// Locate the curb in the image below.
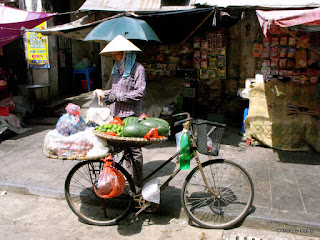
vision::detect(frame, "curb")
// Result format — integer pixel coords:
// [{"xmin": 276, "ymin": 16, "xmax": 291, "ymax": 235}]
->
[{"xmin": 0, "ymin": 182, "xmax": 65, "ymax": 199}]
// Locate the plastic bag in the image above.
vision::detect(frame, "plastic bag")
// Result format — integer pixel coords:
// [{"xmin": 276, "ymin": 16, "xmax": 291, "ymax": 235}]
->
[
  {"xmin": 56, "ymin": 103, "xmax": 86, "ymax": 136},
  {"xmin": 144, "ymin": 128, "xmax": 161, "ymax": 139},
  {"xmin": 142, "ymin": 178, "xmax": 160, "ymax": 204},
  {"xmin": 94, "ymin": 156, "xmax": 126, "ymax": 199},
  {"xmin": 65, "ymin": 103, "xmax": 80, "ymax": 115},
  {"xmin": 108, "ymin": 117, "xmax": 123, "ymax": 125},
  {"xmin": 175, "ymin": 130, "xmax": 183, "ymax": 160},
  {"xmin": 44, "ymin": 128, "xmax": 109, "ymax": 157}
]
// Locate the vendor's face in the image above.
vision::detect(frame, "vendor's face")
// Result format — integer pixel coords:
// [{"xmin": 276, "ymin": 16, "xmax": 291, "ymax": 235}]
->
[{"xmin": 111, "ymin": 51, "xmax": 124, "ymax": 63}]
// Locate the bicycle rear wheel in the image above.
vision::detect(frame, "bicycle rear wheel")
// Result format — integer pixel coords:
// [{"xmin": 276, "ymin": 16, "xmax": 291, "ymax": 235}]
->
[
  {"xmin": 65, "ymin": 160, "xmax": 135, "ymax": 226},
  {"xmin": 181, "ymin": 159, "xmax": 254, "ymax": 229}
]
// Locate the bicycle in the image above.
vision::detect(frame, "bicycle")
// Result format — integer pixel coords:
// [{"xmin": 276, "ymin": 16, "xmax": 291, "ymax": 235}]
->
[{"xmin": 64, "ymin": 113, "xmax": 254, "ymax": 229}]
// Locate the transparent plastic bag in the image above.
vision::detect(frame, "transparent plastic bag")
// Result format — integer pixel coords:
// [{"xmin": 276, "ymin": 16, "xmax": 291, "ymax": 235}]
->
[
  {"xmin": 43, "ymin": 128, "xmax": 109, "ymax": 157},
  {"xmin": 56, "ymin": 113, "xmax": 86, "ymax": 136},
  {"xmin": 56, "ymin": 103, "xmax": 86, "ymax": 136}
]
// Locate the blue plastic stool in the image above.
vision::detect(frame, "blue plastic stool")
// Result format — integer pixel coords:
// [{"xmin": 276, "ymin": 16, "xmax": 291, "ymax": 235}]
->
[
  {"xmin": 73, "ymin": 67, "xmax": 96, "ymax": 92},
  {"xmin": 241, "ymin": 108, "xmax": 249, "ymax": 134}
]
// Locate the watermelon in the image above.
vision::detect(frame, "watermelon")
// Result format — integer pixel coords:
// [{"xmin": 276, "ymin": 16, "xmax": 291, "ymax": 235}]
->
[
  {"xmin": 122, "ymin": 123, "xmax": 151, "ymax": 138},
  {"xmin": 140, "ymin": 118, "xmax": 170, "ymax": 136},
  {"xmin": 122, "ymin": 116, "xmax": 139, "ymax": 126},
  {"xmin": 149, "ymin": 117, "xmax": 170, "ymax": 126}
]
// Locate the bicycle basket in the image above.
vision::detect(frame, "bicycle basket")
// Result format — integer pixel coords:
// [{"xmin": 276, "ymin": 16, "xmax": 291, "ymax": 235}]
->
[{"xmin": 192, "ymin": 119, "xmax": 225, "ymax": 156}]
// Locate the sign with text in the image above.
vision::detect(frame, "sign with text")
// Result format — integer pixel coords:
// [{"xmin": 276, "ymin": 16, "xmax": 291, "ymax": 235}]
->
[{"xmin": 27, "ymin": 22, "xmax": 49, "ymax": 69}]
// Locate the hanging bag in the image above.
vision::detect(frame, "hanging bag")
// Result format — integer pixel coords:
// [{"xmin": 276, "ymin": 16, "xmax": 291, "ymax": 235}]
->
[{"xmin": 94, "ymin": 156, "xmax": 126, "ymax": 199}]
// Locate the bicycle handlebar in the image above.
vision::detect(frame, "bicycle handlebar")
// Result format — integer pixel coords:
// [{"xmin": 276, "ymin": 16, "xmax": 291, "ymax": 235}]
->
[
  {"xmin": 172, "ymin": 112, "xmax": 193, "ymax": 126},
  {"xmin": 173, "ymin": 112, "xmax": 227, "ymax": 128}
]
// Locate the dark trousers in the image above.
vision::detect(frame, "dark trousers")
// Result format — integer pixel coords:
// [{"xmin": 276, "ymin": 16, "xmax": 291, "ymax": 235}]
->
[{"xmin": 124, "ymin": 146, "xmax": 143, "ymax": 187}]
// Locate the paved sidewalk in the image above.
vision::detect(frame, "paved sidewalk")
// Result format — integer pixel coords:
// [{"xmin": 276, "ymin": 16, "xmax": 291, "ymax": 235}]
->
[{"xmin": 1, "ymin": 92, "xmax": 320, "ymax": 234}]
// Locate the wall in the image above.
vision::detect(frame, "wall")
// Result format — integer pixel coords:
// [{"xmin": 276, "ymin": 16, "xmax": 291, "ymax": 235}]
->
[
  {"xmin": 19, "ymin": 0, "xmax": 60, "ymax": 101},
  {"xmin": 223, "ymin": 8, "xmax": 261, "ymax": 125},
  {"xmin": 70, "ymin": 0, "xmax": 105, "ymax": 91}
]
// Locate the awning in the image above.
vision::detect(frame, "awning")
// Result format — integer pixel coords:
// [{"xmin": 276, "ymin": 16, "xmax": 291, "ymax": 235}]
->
[
  {"xmin": 26, "ymin": 14, "xmax": 113, "ymax": 40},
  {"xmin": 256, "ymin": 8, "xmax": 320, "ymax": 36},
  {"xmin": 193, "ymin": 0, "xmax": 320, "ymax": 8},
  {"xmin": 28, "ymin": 8, "xmax": 239, "ymax": 43},
  {"xmin": 0, "ymin": 5, "xmax": 56, "ymax": 47},
  {"xmin": 79, "ymin": 0, "xmax": 194, "ymax": 12}
]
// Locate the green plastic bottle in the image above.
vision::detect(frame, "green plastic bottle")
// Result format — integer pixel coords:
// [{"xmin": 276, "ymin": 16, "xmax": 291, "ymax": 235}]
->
[{"xmin": 180, "ymin": 128, "xmax": 191, "ymax": 169}]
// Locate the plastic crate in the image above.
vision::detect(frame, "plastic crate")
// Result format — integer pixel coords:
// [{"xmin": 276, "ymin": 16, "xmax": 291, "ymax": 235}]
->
[{"xmin": 193, "ymin": 119, "xmax": 226, "ymax": 156}]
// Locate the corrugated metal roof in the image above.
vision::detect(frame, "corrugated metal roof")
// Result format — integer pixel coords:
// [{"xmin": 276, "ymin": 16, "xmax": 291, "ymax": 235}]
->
[
  {"xmin": 193, "ymin": 0, "xmax": 320, "ymax": 8},
  {"xmin": 79, "ymin": 0, "xmax": 194, "ymax": 12}
]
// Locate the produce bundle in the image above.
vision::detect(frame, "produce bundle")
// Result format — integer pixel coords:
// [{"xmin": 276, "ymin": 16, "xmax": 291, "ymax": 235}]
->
[
  {"xmin": 46, "ymin": 139, "xmax": 94, "ymax": 157},
  {"xmin": 56, "ymin": 103, "xmax": 86, "ymax": 136},
  {"xmin": 95, "ymin": 114, "xmax": 170, "ymax": 139},
  {"xmin": 95, "ymin": 124, "xmax": 124, "ymax": 136},
  {"xmin": 44, "ymin": 128, "xmax": 109, "ymax": 158}
]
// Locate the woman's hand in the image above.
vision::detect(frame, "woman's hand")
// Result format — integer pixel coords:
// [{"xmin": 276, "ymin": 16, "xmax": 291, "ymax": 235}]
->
[{"xmin": 103, "ymin": 94, "xmax": 117, "ymax": 105}]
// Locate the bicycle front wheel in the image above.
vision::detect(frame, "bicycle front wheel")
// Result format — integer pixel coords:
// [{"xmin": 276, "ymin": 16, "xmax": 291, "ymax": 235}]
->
[
  {"xmin": 181, "ymin": 159, "xmax": 254, "ymax": 229},
  {"xmin": 65, "ymin": 160, "xmax": 135, "ymax": 226}
]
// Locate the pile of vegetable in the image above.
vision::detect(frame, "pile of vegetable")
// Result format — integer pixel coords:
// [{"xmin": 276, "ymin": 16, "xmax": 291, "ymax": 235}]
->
[
  {"xmin": 95, "ymin": 114, "xmax": 170, "ymax": 139},
  {"xmin": 95, "ymin": 124, "xmax": 124, "ymax": 136}
]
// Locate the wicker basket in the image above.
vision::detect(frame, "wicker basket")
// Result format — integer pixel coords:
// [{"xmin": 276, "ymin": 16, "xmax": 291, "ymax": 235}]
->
[
  {"xmin": 192, "ymin": 119, "xmax": 226, "ymax": 156},
  {"xmin": 93, "ymin": 130, "xmax": 167, "ymax": 147}
]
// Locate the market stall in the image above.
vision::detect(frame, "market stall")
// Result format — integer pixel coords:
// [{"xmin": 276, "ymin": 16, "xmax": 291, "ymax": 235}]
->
[{"xmin": 244, "ymin": 8, "xmax": 320, "ymax": 152}]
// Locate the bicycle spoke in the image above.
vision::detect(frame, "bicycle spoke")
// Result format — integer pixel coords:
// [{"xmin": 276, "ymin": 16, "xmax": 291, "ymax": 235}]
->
[
  {"xmin": 182, "ymin": 160, "xmax": 254, "ymax": 229},
  {"xmin": 65, "ymin": 160, "xmax": 135, "ymax": 226}
]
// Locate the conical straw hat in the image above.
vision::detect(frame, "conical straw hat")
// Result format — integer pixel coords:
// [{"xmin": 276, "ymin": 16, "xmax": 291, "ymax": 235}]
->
[{"xmin": 99, "ymin": 35, "xmax": 141, "ymax": 55}]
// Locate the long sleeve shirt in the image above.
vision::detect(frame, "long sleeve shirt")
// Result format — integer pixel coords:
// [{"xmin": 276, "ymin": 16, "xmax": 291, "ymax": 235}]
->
[{"xmin": 104, "ymin": 62, "xmax": 146, "ymax": 118}]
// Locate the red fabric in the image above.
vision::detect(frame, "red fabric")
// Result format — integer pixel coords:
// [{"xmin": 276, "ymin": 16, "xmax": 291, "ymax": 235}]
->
[
  {"xmin": 0, "ymin": 6, "xmax": 56, "ymax": 47},
  {"xmin": 256, "ymin": 8, "xmax": 320, "ymax": 37}
]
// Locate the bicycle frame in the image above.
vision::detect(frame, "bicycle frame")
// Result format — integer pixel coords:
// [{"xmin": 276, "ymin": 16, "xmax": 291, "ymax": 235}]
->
[{"xmin": 117, "ymin": 137, "xmax": 218, "ymax": 198}]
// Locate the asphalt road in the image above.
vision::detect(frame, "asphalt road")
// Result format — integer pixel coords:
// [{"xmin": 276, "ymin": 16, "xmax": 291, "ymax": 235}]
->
[{"xmin": 0, "ymin": 191, "xmax": 318, "ymax": 240}]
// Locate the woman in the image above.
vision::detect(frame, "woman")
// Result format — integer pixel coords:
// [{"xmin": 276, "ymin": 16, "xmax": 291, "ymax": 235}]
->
[{"xmin": 101, "ymin": 35, "xmax": 146, "ymax": 188}]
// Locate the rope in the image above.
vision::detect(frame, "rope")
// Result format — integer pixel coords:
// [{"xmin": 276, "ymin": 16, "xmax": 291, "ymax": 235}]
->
[{"xmin": 178, "ymin": 8, "xmax": 215, "ymax": 47}]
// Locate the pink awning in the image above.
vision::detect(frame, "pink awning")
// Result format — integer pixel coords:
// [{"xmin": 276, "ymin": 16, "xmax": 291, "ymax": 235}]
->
[
  {"xmin": 256, "ymin": 8, "xmax": 320, "ymax": 37},
  {"xmin": 0, "ymin": 6, "xmax": 56, "ymax": 47}
]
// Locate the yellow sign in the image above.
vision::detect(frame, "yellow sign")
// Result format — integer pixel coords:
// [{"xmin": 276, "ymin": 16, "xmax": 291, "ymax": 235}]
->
[{"xmin": 26, "ymin": 22, "xmax": 49, "ymax": 69}]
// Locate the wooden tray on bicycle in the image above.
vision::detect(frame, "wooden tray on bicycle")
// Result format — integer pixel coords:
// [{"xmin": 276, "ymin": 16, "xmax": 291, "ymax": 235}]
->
[
  {"xmin": 43, "ymin": 148, "xmax": 108, "ymax": 161},
  {"xmin": 93, "ymin": 130, "xmax": 167, "ymax": 147}
]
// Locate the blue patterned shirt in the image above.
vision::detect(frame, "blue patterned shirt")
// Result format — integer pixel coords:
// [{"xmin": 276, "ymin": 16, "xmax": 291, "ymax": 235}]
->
[{"xmin": 104, "ymin": 62, "xmax": 146, "ymax": 118}]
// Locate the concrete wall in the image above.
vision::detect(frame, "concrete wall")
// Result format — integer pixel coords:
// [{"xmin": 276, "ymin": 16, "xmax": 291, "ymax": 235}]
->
[
  {"xmin": 70, "ymin": 0, "xmax": 106, "ymax": 90},
  {"xmin": 227, "ymin": 9, "xmax": 260, "ymax": 87},
  {"xmin": 21, "ymin": 0, "xmax": 59, "ymax": 101},
  {"xmin": 219, "ymin": 8, "xmax": 261, "ymax": 125}
]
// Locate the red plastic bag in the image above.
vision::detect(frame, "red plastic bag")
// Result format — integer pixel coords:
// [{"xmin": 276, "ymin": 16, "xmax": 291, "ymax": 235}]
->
[
  {"xmin": 94, "ymin": 156, "xmax": 126, "ymax": 199},
  {"xmin": 138, "ymin": 113, "xmax": 149, "ymax": 121},
  {"xmin": 104, "ymin": 132, "xmax": 118, "ymax": 137},
  {"xmin": 144, "ymin": 128, "xmax": 163, "ymax": 139},
  {"xmin": 65, "ymin": 103, "xmax": 80, "ymax": 116},
  {"xmin": 109, "ymin": 117, "xmax": 123, "ymax": 126}
]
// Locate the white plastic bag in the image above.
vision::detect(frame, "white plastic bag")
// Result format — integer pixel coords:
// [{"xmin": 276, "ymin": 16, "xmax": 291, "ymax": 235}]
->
[
  {"xmin": 175, "ymin": 130, "xmax": 183, "ymax": 152},
  {"xmin": 142, "ymin": 178, "xmax": 160, "ymax": 204}
]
